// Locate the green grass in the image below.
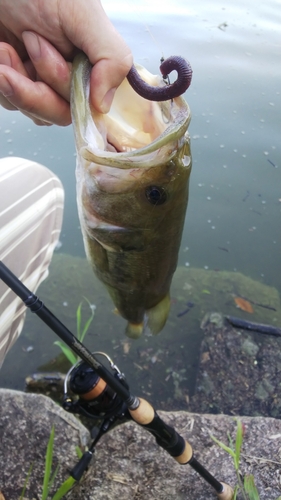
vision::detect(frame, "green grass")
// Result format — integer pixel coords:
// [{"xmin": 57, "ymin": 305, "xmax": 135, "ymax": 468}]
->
[
  {"xmin": 42, "ymin": 426, "xmax": 59, "ymax": 500},
  {"xmin": 211, "ymin": 419, "xmax": 281, "ymax": 500},
  {"xmin": 19, "ymin": 463, "xmax": 33, "ymax": 500},
  {"xmin": 21, "ymin": 426, "xmax": 78, "ymax": 500},
  {"xmin": 54, "ymin": 297, "xmax": 95, "ymax": 365}
]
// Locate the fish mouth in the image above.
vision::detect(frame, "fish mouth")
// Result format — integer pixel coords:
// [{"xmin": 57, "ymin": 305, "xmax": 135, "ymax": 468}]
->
[
  {"xmin": 71, "ymin": 54, "xmax": 191, "ymax": 169},
  {"xmin": 96, "ymin": 76, "xmax": 182, "ymax": 154}
]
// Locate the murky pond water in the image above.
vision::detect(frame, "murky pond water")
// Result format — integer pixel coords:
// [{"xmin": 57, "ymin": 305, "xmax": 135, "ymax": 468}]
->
[{"xmin": 0, "ymin": 0, "xmax": 280, "ymax": 415}]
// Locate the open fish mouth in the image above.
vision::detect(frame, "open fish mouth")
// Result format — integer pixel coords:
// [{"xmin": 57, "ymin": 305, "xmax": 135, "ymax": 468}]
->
[{"xmin": 71, "ymin": 53, "xmax": 192, "ymax": 338}]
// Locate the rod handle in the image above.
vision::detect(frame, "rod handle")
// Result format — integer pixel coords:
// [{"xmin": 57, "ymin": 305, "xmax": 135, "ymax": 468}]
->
[
  {"xmin": 217, "ymin": 482, "xmax": 234, "ymax": 500},
  {"xmin": 174, "ymin": 441, "xmax": 193, "ymax": 464},
  {"xmin": 70, "ymin": 450, "xmax": 93, "ymax": 481},
  {"xmin": 128, "ymin": 397, "xmax": 154, "ymax": 424}
]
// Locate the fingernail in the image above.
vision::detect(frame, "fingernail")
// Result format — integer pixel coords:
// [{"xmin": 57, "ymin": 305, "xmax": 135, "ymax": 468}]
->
[
  {"xmin": 0, "ymin": 74, "xmax": 13, "ymax": 97},
  {"xmin": 0, "ymin": 48, "xmax": 12, "ymax": 67},
  {"xmin": 22, "ymin": 31, "xmax": 41, "ymax": 61},
  {"xmin": 100, "ymin": 87, "xmax": 116, "ymax": 114}
]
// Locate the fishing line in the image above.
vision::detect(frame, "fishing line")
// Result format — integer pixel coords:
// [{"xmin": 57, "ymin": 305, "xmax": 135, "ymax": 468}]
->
[
  {"xmin": 143, "ymin": 22, "xmax": 165, "ymax": 61},
  {"xmin": 137, "ymin": 7, "xmax": 177, "ymax": 122}
]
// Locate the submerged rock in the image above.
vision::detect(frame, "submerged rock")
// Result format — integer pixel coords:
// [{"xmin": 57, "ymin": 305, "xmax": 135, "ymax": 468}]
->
[
  {"xmin": 241, "ymin": 338, "xmax": 259, "ymax": 357},
  {"xmin": 2, "ymin": 255, "xmax": 281, "ymax": 414},
  {"xmin": 191, "ymin": 313, "xmax": 281, "ymax": 418}
]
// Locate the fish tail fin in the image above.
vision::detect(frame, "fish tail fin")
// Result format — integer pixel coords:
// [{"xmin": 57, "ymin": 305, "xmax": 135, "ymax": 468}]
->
[
  {"xmin": 125, "ymin": 322, "xmax": 144, "ymax": 339},
  {"xmin": 125, "ymin": 294, "xmax": 170, "ymax": 338},
  {"xmin": 146, "ymin": 294, "xmax": 170, "ymax": 335}
]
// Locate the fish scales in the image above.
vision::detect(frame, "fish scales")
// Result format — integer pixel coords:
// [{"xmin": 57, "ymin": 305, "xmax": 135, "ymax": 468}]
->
[{"xmin": 71, "ymin": 53, "xmax": 192, "ymax": 338}]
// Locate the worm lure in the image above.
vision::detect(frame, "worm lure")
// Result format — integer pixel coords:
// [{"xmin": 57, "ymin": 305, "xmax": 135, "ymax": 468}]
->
[{"xmin": 127, "ymin": 56, "xmax": 193, "ymax": 101}]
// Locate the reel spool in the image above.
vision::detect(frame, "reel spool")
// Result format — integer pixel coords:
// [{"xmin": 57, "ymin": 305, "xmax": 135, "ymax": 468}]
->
[{"xmin": 63, "ymin": 352, "xmax": 129, "ymax": 420}]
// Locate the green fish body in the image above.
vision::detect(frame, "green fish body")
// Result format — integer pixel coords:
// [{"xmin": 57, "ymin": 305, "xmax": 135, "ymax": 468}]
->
[{"xmin": 71, "ymin": 53, "xmax": 192, "ymax": 338}]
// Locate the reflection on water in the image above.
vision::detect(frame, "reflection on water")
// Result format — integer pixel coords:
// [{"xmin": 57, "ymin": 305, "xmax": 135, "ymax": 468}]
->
[{"xmin": 0, "ymin": 0, "xmax": 280, "ymax": 414}]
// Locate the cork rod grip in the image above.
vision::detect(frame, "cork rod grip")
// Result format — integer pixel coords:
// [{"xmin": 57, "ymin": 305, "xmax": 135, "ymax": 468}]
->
[
  {"xmin": 217, "ymin": 482, "xmax": 234, "ymax": 500},
  {"xmin": 174, "ymin": 440, "xmax": 193, "ymax": 464},
  {"xmin": 128, "ymin": 397, "xmax": 155, "ymax": 424},
  {"xmin": 128, "ymin": 398, "xmax": 233, "ymax": 500}
]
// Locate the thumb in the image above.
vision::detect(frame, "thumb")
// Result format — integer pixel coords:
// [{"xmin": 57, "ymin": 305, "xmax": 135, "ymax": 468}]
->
[
  {"xmin": 90, "ymin": 44, "xmax": 133, "ymax": 114},
  {"xmin": 60, "ymin": 0, "xmax": 133, "ymax": 112}
]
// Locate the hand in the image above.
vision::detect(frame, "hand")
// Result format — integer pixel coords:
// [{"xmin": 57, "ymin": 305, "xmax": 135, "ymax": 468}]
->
[{"xmin": 0, "ymin": 0, "xmax": 132, "ymax": 125}]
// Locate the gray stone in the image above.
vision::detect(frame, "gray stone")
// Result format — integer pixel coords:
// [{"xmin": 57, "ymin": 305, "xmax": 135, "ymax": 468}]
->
[
  {"xmin": 0, "ymin": 389, "xmax": 89, "ymax": 500},
  {"xmin": 1, "ymin": 389, "xmax": 281, "ymax": 500}
]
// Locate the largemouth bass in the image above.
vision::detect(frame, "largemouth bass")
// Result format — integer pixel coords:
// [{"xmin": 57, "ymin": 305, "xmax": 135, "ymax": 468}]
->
[{"xmin": 71, "ymin": 53, "xmax": 192, "ymax": 338}]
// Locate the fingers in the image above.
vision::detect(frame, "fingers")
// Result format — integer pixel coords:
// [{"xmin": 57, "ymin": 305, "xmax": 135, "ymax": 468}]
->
[
  {"xmin": 0, "ymin": 65, "xmax": 71, "ymax": 125},
  {"xmin": 0, "ymin": 0, "xmax": 133, "ymax": 122},
  {"xmin": 0, "ymin": 42, "xmax": 32, "ymax": 77},
  {"xmin": 59, "ymin": 0, "xmax": 133, "ymax": 113},
  {"xmin": 87, "ymin": 18, "xmax": 133, "ymax": 113},
  {"xmin": 90, "ymin": 52, "xmax": 133, "ymax": 113},
  {"xmin": 0, "ymin": 42, "xmax": 28, "ymax": 111},
  {"xmin": 0, "ymin": 38, "xmax": 71, "ymax": 126},
  {"xmin": 22, "ymin": 32, "xmax": 71, "ymax": 102}
]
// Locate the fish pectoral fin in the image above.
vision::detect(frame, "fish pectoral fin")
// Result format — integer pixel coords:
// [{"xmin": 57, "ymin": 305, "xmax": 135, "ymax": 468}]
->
[
  {"xmin": 146, "ymin": 294, "xmax": 170, "ymax": 335},
  {"xmin": 93, "ymin": 227, "xmax": 145, "ymax": 252},
  {"xmin": 125, "ymin": 322, "xmax": 144, "ymax": 339}
]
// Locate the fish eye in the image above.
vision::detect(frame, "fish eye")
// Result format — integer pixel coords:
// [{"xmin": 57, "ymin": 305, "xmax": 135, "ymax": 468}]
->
[{"xmin": 145, "ymin": 186, "xmax": 167, "ymax": 205}]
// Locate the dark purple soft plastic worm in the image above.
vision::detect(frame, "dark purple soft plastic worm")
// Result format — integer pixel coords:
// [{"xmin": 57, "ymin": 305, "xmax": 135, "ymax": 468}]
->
[{"xmin": 126, "ymin": 56, "xmax": 192, "ymax": 101}]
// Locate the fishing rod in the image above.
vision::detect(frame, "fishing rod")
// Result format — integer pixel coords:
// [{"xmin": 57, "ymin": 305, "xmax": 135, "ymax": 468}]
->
[{"xmin": 0, "ymin": 260, "xmax": 233, "ymax": 499}]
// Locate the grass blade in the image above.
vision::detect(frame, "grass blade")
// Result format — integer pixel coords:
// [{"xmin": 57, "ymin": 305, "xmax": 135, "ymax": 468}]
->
[
  {"xmin": 76, "ymin": 302, "xmax": 82, "ymax": 340},
  {"xmin": 233, "ymin": 485, "xmax": 239, "ymax": 500},
  {"xmin": 48, "ymin": 463, "xmax": 60, "ymax": 494},
  {"xmin": 244, "ymin": 474, "xmax": 260, "ymax": 500},
  {"xmin": 54, "ymin": 297, "xmax": 95, "ymax": 365},
  {"xmin": 79, "ymin": 297, "xmax": 95, "ymax": 343},
  {"xmin": 54, "ymin": 341, "xmax": 77, "ymax": 365},
  {"xmin": 75, "ymin": 446, "xmax": 83, "ymax": 459},
  {"xmin": 19, "ymin": 463, "xmax": 33, "ymax": 500},
  {"xmin": 235, "ymin": 420, "xmax": 243, "ymax": 470},
  {"xmin": 51, "ymin": 476, "xmax": 76, "ymax": 500},
  {"xmin": 211, "ymin": 435, "xmax": 236, "ymax": 460},
  {"xmin": 80, "ymin": 315, "xmax": 93, "ymax": 344},
  {"xmin": 227, "ymin": 430, "xmax": 234, "ymax": 451},
  {"xmin": 42, "ymin": 426, "xmax": 55, "ymax": 500}
]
